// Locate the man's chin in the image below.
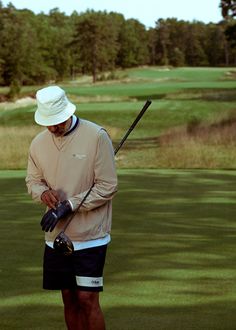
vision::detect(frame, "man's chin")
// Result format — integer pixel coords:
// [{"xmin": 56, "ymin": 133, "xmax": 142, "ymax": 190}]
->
[{"xmin": 53, "ymin": 131, "xmax": 64, "ymax": 137}]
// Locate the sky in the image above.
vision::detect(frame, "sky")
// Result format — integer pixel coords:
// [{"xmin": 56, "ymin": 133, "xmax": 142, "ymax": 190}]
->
[{"xmin": 1, "ymin": 0, "xmax": 223, "ymax": 28}]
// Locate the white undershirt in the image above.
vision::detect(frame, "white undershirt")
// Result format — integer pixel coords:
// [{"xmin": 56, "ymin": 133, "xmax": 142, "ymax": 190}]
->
[
  {"xmin": 70, "ymin": 114, "xmax": 78, "ymax": 130},
  {"xmin": 46, "ymin": 234, "xmax": 111, "ymax": 250},
  {"xmin": 46, "ymin": 115, "xmax": 111, "ymax": 250}
]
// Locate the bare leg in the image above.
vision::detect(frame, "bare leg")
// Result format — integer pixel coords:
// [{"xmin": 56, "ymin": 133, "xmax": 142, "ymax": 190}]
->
[
  {"xmin": 76, "ymin": 291, "xmax": 105, "ymax": 330},
  {"xmin": 61, "ymin": 289, "xmax": 105, "ymax": 330},
  {"xmin": 61, "ymin": 289, "xmax": 85, "ymax": 330}
]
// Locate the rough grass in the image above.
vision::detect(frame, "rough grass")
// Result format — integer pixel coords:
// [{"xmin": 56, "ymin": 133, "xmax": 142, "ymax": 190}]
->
[
  {"xmin": 0, "ymin": 125, "xmax": 124, "ymax": 170},
  {"xmin": 1, "ymin": 66, "xmax": 236, "ymax": 169},
  {"xmin": 2, "ymin": 104, "xmax": 236, "ymax": 169},
  {"xmin": 157, "ymin": 111, "xmax": 236, "ymax": 168},
  {"xmin": 0, "ymin": 126, "xmax": 43, "ymax": 169},
  {"xmin": 0, "ymin": 110, "xmax": 236, "ymax": 169}
]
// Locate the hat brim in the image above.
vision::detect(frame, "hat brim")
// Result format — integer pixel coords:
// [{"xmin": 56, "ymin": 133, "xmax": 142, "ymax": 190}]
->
[{"xmin": 34, "ymin": 101, "xmax": 76, "ymax": 126}]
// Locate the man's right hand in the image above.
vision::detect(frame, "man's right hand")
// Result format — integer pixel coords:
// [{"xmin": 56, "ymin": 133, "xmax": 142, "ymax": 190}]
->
[
  {"xmin": 41, "ymin": 190, "xmax": 60, "ymax": 209},
  {"xmin": 40, "ymin": 200, "xmax": 72, "ymax": 232}
]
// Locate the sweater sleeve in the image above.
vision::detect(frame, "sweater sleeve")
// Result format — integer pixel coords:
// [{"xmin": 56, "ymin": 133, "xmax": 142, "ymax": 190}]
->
[
  {"xmin": 69, "ymin": 129, "xmax": 118, "ymax": 211},
  {"xmin": 25, "ymin": 148, "xmax": 49, "ymax": 203}
]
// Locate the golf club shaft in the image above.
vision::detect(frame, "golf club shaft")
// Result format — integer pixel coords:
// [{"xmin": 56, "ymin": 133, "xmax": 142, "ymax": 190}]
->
[
  {"xmin": 114, "ymin": 99, "xmax": 152, "ymax": 155},
  {"xmin": 63, "ymin": 99, "xmax": 152, "ymax": 232}
]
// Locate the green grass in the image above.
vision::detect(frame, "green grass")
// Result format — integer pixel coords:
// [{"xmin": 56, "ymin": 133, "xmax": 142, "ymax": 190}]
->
[
  {"xmin": 0, "ymin": 98, "xmax": 234, "ymax": 140},
  {"xmin": 62, "ymin": 67, "xmax": 236, "ymax": 99},
  {"xmin": 63, "ymin": 81, "xmax": 236, "ymax": 100},
  {"xmin": 0, "ymin": 98, "xmax": 235, "ymax": 132},
  {"xmin": 1, "ymin": 67, "xmax": 236, "ymax": 134},
  {"xmin": 127, "ymin": 67, "xmax": 233, "ymax": 81},
  {"xmin": 1, "ymin": 169, "xmax": 236, "ymax": 329},
  {"xmin": 1, "ymin": 66, "xmax": 236, "ymax": 169}
]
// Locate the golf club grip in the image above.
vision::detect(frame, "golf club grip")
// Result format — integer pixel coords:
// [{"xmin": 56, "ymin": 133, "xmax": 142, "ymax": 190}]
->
[
  {"xmin": 114, "ymin": 99, "xmax": 152, "ymax": 155},
  {"xmin": 63, "ymin": 99, "xmax": 152, "ymax": 232}
]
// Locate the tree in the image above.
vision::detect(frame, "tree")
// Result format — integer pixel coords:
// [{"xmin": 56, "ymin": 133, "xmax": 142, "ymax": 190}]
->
[
  {"xmin": 184, "ymin": 22, "xmax": 208, "ymax": 66},
  {"xmin": 72, "ymin": 11, "xmax": 120, "ymax": 83},
  {"xmin": 225, "ymin": 22, "xmax": 236, "ymax": 48},
  {"xmin": 47, "ymin": 8, "xmax": 74, "ymax": 80},
  {"xmin": 151, "ymin": 19, "xmax": 208, "ymax": 67},
  {"xmin": 164, "ymin": 19, "xmax": 187, "ymax": 67},
  {"xmin": 17, "ymin": 9, "xmax": 49, "ymax": 85},
  {"xmin": 170, "ymin": 47, "xmax": 185, "ymax": 67},
  {"xmin": 220, "ymin": 1, "xmax": 236, "ymax": 61},
  {"xmin": 0, "ymin": 5, "xmax": 55, "ymax": 87},
  {"xmin": 0, "ymin": 5, "xmax": 39, "ymax": 88},
  {"xmin": 153, "ymin": 19, "xmax": 170, "ymax": 65},
  {"xmin": 117, "ymin": 19, "xmax": 149, "ymax": 68},
  {"xmin": 205, "ymin": 23, "xmax": 229, "ymax": 66},
  {"xmin": 220, "ymin": 0, "xmax": 236, "ymax": 18},
  {"xmin": 0, "ymin": 3, "xmax": 235, "ymax": 88}
]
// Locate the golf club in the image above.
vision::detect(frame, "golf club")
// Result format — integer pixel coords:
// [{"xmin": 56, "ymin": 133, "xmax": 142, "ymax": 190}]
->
[{"xmin": 53, "ymin": 99, "xmax": 152, "ymax": 255}]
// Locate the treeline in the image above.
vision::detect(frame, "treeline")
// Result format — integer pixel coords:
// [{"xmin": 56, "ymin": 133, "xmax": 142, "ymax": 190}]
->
[{"xmin": 0, "ymin": 2, "xmax": 235, "ymax": 88}]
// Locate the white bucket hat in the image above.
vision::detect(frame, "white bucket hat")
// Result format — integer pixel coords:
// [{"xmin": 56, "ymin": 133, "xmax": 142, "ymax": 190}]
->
[{"xmin": 35, "ymin": 86, "xmax": 76, "ymax": 126}]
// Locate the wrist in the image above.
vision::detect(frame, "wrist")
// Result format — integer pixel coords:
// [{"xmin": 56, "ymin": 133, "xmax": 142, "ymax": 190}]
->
[
  {"xmin": 40, "ymin": 189, "xmax": 50, "ymax": 200},
  {"xmin": 67, "ymin": 199, "xmax": 74, "ymax": 211},
  {"xmin": 61, "ymin": 200, "xmax": 73, "ymax": 212}
]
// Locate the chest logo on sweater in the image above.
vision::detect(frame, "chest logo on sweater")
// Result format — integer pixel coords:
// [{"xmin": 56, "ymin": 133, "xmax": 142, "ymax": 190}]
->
[{"xmin": 72, "ymin": 154, "xmax": 87, "ymax": 160}]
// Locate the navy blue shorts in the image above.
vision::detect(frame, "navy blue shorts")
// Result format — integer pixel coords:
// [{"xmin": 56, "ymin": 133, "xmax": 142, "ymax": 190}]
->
[{"xmin": 43, "ymin": 244, "xmax": 107, "ymax": 292}]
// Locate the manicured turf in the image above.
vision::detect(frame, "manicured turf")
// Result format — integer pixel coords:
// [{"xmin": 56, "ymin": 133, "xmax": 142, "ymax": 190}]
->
[
  {"xmin": 1, "ymin": 67, "xmax": 236, "ymax": 135},
  {"xmin": 0, "ymin": 98, "xmax": 235, "ymax": 139},
  {"xmin": 0, "ymin": 169, "xmax": 236, "ymax": 329}
]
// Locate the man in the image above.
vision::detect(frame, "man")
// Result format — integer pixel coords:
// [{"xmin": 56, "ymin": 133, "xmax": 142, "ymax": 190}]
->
[{"xmin": 26, "ymin": 85, "xmax": 118, "ymax": 330}]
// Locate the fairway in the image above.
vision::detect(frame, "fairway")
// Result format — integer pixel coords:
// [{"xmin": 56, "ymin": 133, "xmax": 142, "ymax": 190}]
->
[
  {"xmin": 1, "ymin": 66, "xmax": 236, "ymax": 169},
  {"xmin": 0, "ymin": 169, "xmax": 236, "ymax": 329}
]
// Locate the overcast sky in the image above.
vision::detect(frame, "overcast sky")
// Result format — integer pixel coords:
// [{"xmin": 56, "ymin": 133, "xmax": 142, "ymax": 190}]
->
[{"xmin": 1, "ymin": 0, "xmax": 223, "ymax": 28}]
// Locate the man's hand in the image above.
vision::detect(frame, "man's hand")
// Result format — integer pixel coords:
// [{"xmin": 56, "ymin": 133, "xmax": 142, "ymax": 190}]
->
[
  {"xmin": 41, "ymin": 190, "xmax": 60, "ymax": 209},
  {"xmin": 40, "ymin": 200, "xmax": 72, "ymax": 232}
]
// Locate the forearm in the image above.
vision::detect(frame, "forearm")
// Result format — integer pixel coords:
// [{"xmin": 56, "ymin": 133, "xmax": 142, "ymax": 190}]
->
[
  {"xmin": 69, "ymin": 179, "xmax": 117, "ymax": 211},
  {"xmin": 26, "ymin": 175, "xmax": 49, "ymax": 203},
  {"xmin": 25, "ymin": 153, "xmax": 49, "ymax": 203}
]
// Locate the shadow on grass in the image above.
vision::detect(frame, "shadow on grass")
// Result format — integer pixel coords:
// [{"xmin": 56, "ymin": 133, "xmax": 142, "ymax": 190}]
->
[
  {"xmin": 1, "ymin": 170, "xmax": 236, "ymax": 329},
  {"xmin": 105, "ymin": 170, "xmax": 236, "ymax": 329},
  {"xmin": 0, "ymin": 304, "xmax": 65, "ymax": 330},
  {"xmin": 135, "ymin": 94, "xmax": 166, "ymax": 101},
  {"xmin": 134, "ymin": 88, "xmax": 236, "ymax": 102},
  {"xmin": 104, "ymin": 302, "xmax": 236, "ymax": 330},
  {"xmin": 1, "ymin": 301, "xmax": 236, "ymax": 330}
]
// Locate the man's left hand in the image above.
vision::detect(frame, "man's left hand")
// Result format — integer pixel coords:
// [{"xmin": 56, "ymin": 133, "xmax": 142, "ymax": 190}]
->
[{"xmin": 40, "ymin": 200, "xmax": 72, "ymax": 232}]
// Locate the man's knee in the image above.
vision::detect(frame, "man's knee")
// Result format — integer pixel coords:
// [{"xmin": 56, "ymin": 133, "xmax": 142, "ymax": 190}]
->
[
  {"xmin": 77, "ymin": 291, "xmax": 100, "ymax": 310},
  {"xmin": 61, "ymin": 289, "xmax": 77, "ymax": 307}
]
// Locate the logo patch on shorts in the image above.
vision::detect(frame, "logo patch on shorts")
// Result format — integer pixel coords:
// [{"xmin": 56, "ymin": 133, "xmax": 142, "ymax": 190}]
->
[{"xmin": 76, "ymin": 276, "xmax": 103, "ymax": 287}]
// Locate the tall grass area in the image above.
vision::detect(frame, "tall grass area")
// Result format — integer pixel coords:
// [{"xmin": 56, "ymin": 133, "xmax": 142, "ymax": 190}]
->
[
  {"xmin": 157, "ymin": 110, "xmax": 236, "ymax": 168},
  {"xmin": 1, "ymin": 67, "xmax": 236, "ymax": 169},
  {"xmin": 0, "ymin": 126, "xmax": 43, "ymax": 169}
]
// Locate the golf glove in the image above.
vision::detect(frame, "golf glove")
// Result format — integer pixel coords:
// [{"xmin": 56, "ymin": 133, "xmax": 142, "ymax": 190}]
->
[{"xmin": 40, "ymin": 200, "xmax": 72, "ymax": 232}]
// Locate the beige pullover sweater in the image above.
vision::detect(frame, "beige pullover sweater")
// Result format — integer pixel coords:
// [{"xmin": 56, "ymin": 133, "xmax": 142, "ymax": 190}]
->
[{"xmin": 26, "ymin": 119, "xmax": 118, "ymax": 242}]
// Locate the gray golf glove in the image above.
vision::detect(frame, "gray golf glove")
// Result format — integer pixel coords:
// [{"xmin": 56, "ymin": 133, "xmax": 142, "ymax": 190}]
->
[{"xmin": 40, "ymin": 200, "xmax": 72, "ymax": 232}]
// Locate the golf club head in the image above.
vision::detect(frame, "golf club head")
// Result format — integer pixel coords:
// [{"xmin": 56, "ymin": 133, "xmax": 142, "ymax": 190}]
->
[{"xmin": 53, "ymin": 231, "xmax": 74, "ymax": 256}]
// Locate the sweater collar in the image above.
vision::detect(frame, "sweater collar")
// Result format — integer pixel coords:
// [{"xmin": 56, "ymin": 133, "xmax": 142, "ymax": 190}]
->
[{"xmin": 64, "ymin": 116, "xmax": 79, "ymax": 136}]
